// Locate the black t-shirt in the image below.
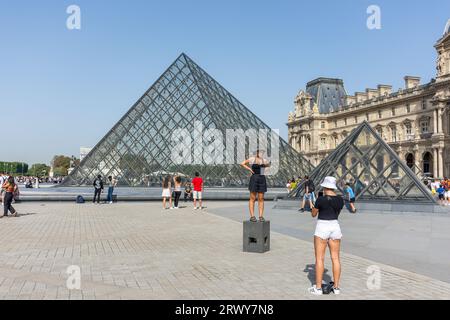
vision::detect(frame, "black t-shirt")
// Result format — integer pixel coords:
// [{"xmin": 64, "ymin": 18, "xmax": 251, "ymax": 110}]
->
[
  {"xmin": 304, "ymin": 180, "xmax": 315, "ymax": 192},
  {"xmin": 314, "ymin": 195, "xmax": 344, "ymax": 221}
]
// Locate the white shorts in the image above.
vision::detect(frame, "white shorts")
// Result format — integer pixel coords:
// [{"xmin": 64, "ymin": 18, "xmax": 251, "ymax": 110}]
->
[
  {"xmin": 162, "ymin": 189, "xmax": 171, "ymax": 198},
  {"xmin": 193, "ymin": 191, "xmax": 202, "ymax": 200},
  {"xmin": 314, "ymin": 220, "xmax": 342, "ymax": 240}
]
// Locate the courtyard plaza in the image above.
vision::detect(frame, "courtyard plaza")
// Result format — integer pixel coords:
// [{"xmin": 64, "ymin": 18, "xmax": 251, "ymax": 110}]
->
[{"xmin": 0, "ymin": 200, "xmax": 449, "ymax": 300}]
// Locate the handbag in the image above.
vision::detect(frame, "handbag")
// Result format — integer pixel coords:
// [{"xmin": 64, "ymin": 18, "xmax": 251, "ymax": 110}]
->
[{"xmin": 321, "ymin": 282, "xmax": 335, "ymax": 295}]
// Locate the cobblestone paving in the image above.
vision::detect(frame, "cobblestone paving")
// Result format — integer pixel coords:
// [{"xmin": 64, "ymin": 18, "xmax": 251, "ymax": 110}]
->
[{"xmin": 0, "ymin": 202, "xmax": 449, "ymax": 300}]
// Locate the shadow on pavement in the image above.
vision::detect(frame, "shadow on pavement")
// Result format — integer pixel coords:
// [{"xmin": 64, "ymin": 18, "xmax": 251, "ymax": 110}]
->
[{"xmin": 304, "ymin": 264, "xmax": 332, "ymax": 286}]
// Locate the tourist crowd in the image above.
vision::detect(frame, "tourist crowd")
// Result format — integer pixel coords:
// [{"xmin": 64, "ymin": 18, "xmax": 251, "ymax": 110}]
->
[{"xmin": 429, "ymin": 178, "xmax": 450, "ymax": 206}]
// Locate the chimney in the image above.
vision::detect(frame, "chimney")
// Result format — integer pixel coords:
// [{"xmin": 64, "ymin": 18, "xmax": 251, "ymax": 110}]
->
[
  {"xmin": 404, "ymin": 76, "xmax": 421, "ymax": 89},
  {"xmin": 377, "ymin": 84, "xmax": 392, "ymax": 96},
  {"xmin": 366, "ymin": 88, "xmax": 378, "ymax": 100},
  {"xmin": 344, "ymin": 95, "xmax": 356, "ymax": 106},
  {"xmin": 355, "ymin": 92, "xmax": 368, "ymax": 103}
]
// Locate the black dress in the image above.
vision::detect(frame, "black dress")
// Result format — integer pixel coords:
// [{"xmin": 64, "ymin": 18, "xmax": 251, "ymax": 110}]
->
[{"xmin": 249, "ymin": 163, "xmax": 267, "ymax": 193}]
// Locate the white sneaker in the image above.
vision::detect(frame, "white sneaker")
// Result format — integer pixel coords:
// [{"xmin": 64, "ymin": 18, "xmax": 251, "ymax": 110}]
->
[
  {"xmin": 174, "ymin": 207, "xmax": 179, "ymax": 209},
  {"xmin": 309, "ymin": 285, "xmax": 323, "ymax": 295},
  {"xmin": 333, "ymin": 287, "xmax": 341, "ymax": 295},
  {"xmin": 170, "ymin": 207, "xmax": 174, "ymax": 210},
  {"xmin": 109, "ymin": 201, "xmax": 113, "ymax": 204},
  {"xmin": 194, "ymin": 207, "xmax": 198, "ymax": 210}
]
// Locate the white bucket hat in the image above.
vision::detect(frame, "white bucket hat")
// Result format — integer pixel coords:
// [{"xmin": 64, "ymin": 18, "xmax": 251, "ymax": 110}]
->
[{"xmin": 321, "ymin": 176, "xmax": 337, "ymax": 190}]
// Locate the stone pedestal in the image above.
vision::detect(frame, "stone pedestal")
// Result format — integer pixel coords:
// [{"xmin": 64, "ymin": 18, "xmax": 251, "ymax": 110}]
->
[{"xmin": 243, "ymin": 220, "xmax": 270, "ymax": 253}]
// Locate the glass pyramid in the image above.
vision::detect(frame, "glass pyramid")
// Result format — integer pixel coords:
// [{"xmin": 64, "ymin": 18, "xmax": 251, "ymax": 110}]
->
[
  {"xmin": 63, "ymin": 53, "xmax": 313, "ymax": 187},
  {"xmin": 290, "ymin": 121, "xmax": 435, "ymax": 202}
]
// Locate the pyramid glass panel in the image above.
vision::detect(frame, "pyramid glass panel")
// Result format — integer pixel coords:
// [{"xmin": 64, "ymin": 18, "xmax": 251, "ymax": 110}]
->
[
  {"xmin": 290, "ymin": 121, "xmax": 435, "ymax": 203},
  {"xmin": 64, "ymin": 54, "xmax": 313, "ymax": 187}
]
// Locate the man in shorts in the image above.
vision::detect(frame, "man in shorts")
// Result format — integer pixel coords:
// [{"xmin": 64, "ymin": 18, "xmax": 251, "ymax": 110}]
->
[{"xmin": 192, "ymin": 172, "xmax": 204, "ymax": 210}]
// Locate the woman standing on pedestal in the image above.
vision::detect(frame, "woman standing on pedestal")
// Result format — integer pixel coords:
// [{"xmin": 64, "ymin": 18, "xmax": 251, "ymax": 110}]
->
[{"xmin": 241, "ymin": 150, "xmax": 270, "ymax": 222}]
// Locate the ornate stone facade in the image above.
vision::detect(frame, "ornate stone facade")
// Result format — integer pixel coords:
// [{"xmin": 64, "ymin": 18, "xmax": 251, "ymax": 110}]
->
[{"xmin": 288, "ymin": 25, "xmax": 450, "ymax": 178}]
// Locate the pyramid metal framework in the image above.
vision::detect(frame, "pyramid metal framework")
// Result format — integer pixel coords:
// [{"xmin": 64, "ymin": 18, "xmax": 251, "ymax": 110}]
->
[
  {"xmin": 290, "ymin": 121, "xmax": 435, "ymax": 202},
  {"xmin": 64, "ymin": 53, "xmax": 314, "ymax": 187}
]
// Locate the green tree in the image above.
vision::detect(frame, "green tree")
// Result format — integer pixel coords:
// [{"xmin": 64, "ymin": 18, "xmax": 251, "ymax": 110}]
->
[
  {"xmin": 51, "ymin": 155, "xmax": 73, "ymax": 176},
  {"xmin": 29, "ymin": 164, "xmax": 50, "ymax": 177},
  {"xmin": 0, "ymin": 161, "xmax": 28, "ymax": 174}
]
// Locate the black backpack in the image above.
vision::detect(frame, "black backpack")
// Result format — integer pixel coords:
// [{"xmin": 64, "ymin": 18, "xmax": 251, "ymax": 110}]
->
[
  {"xmin": 76, "ymin": 195, "xmax": 85, "ymax": 204},
  {"xmin": 322, "ymin": 282, "xmax": 335, "ymax": 294}
]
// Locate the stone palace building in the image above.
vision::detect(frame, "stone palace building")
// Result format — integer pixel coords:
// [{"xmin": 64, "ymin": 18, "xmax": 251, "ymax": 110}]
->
[{"xmin": 288, "ymin": 23, "xmax": 450, "ymax": 178}]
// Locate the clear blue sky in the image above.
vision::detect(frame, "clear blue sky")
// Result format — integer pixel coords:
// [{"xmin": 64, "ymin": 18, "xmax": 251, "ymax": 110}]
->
[{"xmin": 1, "ymin": 0, "xmax": 449, "ymax": 165}]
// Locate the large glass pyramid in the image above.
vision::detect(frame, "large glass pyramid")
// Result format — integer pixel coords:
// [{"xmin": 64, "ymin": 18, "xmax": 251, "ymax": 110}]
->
[
  {"xmin": 64, "ymin": 53, "xmax": 313, "ymax": 187},
  {"xmin": 290, "ymin": 121, "xmax": 435, "ymax": 202}
]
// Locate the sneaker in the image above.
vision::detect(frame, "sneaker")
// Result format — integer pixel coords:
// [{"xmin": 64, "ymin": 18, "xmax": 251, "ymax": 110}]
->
[
  {"xmin": 200, "ymin": 207, "xmax": 203, "ymax": 210},
  {"xmin": 194, "ymin": 207, "xmax": 198, "ymax": 210},
  {"xmin": 333, "ymin": 287, "xmax": 341, "ymax": 295},
  {"xmin": 174, "ymin": 207, "xmax": 179, "ymax": 209},
  {"xmin": 109, "ymin": 201, "xmax": 113, "ymax": 204},
  {"xmin": 309, "ymin": 285, "xmax": 323, "ymax": 295},
  {"xmin": 299, "ymin": 208, "xmax": 304, "ymax": 212},
  {"xmin": 170, "ymin": 207, "xmax": 174, "ymax": 210}
]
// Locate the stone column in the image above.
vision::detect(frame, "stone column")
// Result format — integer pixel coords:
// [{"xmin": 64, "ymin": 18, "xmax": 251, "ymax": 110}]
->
[
  {"xmin": 439, "ymin": 148, "xmax": 444, "ymax": 178},
  {"xmin": 414, "ymin": 148, "xmax": 420, "ymax": 173},
  {"xmin": 438, "ymin": 107, "xmax": 443, "ymax": 133},
  {"xmin": 434, "ymin": 109, "xmax": 438, "ymax": 134},
  {"xmin": 433, "ymin": 148, "xmax": 438, "ymax": 178}
]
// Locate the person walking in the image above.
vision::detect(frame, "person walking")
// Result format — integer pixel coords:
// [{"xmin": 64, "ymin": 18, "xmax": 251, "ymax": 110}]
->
[
  {"xmin": 437, "ymin": 184, "xmax": 446, "ymax": 206},
  {"xmin": 106, "ymin": 176, "xmax": 117, "ymax": 204},
  {"xmin": 345, "ymin": 182, "xmax": 357, "ymax": 213},
  {"xmin": 309, "ymin": 176, "xmax": 344, "ymax": 296},
  {"xmin": 299, "ymin": 176, "xmax": 316, "ymax": 212},
  {"xmin": 0, "ymin": 172, "xmax": 7, "ymax": 205},
  {"xmin": 1, "ymin": 176, "xmax": 18, "ymax": 218},
  {"xmin": 172, "ymin": 176, "xmax": 182, "ymax": 209},
  {"xmin": 93, "ymin": 175, "xmax": 104, "ymax": 204},
  {"xmin": 191, "ymin": 172, "xmax": 204, "ymax": 210},
  {"xmin": 161, "ymin": 176, "xmax": 172, "ymax": 210},
  {"xmin": 241, "ymin": 150, "xmax": 270, "ymax": 222}
]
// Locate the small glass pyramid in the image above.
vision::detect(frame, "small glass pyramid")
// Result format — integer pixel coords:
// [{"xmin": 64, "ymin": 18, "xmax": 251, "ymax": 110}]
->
[{"xmin": 290, "ymin": 121, "xmax": 435, "ymax": 202}]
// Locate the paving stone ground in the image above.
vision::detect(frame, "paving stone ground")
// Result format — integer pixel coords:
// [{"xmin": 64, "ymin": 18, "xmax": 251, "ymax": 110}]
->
[{"xmin": 0, "ymin": 201, "xmax": 449, "ymax": 300}]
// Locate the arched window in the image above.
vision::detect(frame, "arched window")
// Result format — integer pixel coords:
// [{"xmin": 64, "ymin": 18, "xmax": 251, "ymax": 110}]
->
[
  {"xmin": 406, "ymin": 153, "xmax": 414, "ymax": 169},
  {"xmin": 423, "ymin": 152, "xmax": 432, "ymax": 175}
]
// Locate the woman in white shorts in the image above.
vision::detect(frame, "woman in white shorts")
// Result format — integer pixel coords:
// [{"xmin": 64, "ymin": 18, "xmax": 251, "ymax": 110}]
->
[
  {"xmin": 309, "ymin": 176, "xmax": 345, "ymax": 296},
  {"xmin": 161, "ymin": 176, "xmax": 172, "ymax": 209}
]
